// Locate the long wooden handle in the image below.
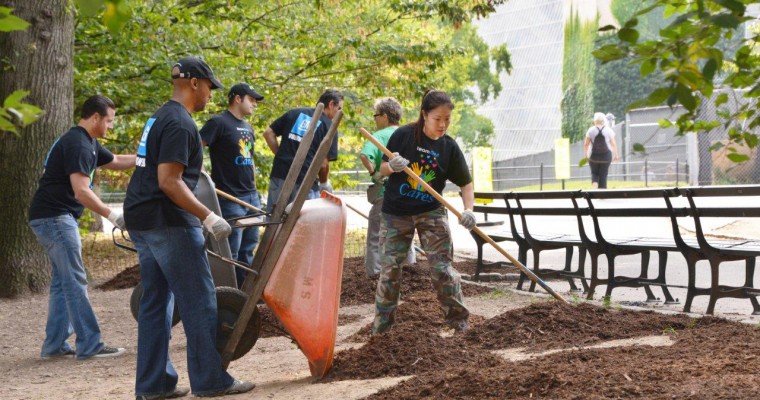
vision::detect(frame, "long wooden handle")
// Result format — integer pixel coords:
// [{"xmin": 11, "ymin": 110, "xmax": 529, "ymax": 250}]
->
[
  {"xmin": 358, "ymin": 128, "xmax": 567, "ymax": 304},
  {"xmin": 215, "ymin": 188, "xmax": 265, "ymax": 213}
]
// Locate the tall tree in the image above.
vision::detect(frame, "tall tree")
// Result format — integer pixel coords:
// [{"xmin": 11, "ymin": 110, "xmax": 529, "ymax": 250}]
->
[{"xmin": 0, "ymin": 0, "xmax": 75, "ymax": 296}]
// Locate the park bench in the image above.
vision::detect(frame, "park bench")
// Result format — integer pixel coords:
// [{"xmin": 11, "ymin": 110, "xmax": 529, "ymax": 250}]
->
[{"xmin": 470, "ymin": 186, "xmax": 760, "ymax": 315}]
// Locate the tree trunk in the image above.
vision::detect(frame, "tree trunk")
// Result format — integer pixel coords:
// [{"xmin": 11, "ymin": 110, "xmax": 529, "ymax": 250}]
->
[{"xmin": 0, "ymin": 0, "xmax": 74, "ymax": 297}]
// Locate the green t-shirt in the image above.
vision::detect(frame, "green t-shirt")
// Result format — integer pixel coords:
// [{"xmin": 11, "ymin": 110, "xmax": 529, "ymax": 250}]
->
[{"xmin": 360, "ymin": 126, "xmax": 397, "ymax": 197}]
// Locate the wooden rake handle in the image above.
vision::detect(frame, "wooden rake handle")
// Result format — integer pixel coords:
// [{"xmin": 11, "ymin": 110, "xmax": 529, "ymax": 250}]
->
[
  {"xmin": 215, "ymin": 189, "xmax": 265, "ymax": 214},
  {"xmin": 358, "ymin": 128, "xmax": 567, "ymax": 304}
]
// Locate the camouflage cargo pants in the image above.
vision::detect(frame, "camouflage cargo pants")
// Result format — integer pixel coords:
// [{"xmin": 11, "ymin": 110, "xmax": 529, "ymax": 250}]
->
[{"xmin": 373, "ymin": 207, "xmax": 469, "ymax": 334}]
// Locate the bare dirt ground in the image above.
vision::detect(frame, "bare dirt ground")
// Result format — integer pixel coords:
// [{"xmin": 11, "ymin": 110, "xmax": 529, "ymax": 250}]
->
[{"xmin": 2, "ymin": 256, "xmax": 759, "ymax": 399}]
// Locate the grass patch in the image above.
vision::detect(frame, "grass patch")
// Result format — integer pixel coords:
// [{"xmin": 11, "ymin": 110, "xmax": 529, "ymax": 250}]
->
[{"xmin": 481, "ymin": 288, "xmax": 513, "ymax": 300}]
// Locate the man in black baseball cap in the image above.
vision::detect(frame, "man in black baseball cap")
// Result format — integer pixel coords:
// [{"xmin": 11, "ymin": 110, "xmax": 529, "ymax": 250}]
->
[
  {"xmin": 172, "ymin": 56, "xmax": 224, "ymax": 90},
  {"xmin": 201, "ymin": 82, "xmax": 265, "ymax": 288},
  {"xmin": 228, "ymin": 83, "xmax": 264, "ymax": 102}
]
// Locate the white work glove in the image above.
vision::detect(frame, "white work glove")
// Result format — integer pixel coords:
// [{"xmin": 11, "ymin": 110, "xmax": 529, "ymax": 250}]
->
[
  {"xmin": 203, "ymin": 212, "xmax": 232, "ymax": 241},
  {"xmin": 459, "ymin": 209, "xmax": 476, "ymax": 231},
  {"xmin": 388, "ymin": 152, "xmax": 409, "ymax": 173},
  {"xmin": 107, "ymin": 210, "xmax": 126, "ymax": 231},
  {"xmin": 371, "ymin": 171, "xmax": 385, "ymax": 184},
  {"xmin": 319, "ymin": 180, "xmax": 333, "ymax": 194}
]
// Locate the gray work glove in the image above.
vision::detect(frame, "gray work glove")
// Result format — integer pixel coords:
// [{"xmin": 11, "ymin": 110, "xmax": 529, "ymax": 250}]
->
[
  {"xmin": 319, "ymin": 180, "xmax": 333, "ymax": 194},
  {"xmin": 371, "ymin": 171, "xmax": 385, "ymax": 184},
  {"xmin": 203, "ymin": 212, "xmax": 232, "ymax": 241},
  {"xmin": 107, "ymin": 210, "xmax": 126, "ymax": 231},
  {"xmin": 388, "ymin": 152, "xmax": 409, "ymax": 173},
  {"xmin": 459, "ymin": 210, "xmax": 477, "ymax": 231}
]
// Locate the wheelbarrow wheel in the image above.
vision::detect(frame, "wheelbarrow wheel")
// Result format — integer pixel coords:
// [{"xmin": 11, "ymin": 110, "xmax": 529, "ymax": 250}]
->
[
  {"xmin": 129, "ymin": 281, "xmax": 181, "ymax": 327},
  {"xmin": 215, "ymin": 287, "xmax": 261, "ymax": 361}
]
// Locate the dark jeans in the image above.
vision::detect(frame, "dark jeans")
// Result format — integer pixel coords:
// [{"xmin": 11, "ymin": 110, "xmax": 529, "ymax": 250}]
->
[{"xmin": 589, "ymin": 161, "xmax": 611, "ymax": 189}]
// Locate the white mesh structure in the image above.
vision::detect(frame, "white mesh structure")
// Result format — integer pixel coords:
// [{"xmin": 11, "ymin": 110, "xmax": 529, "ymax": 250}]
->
[{"xmin": 473, "ymin": 0, "xmax": 565, "ymax": 162}]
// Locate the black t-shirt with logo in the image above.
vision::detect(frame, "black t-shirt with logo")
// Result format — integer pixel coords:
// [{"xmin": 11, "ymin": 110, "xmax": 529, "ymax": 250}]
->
[
  {"xmin": 268, "ymin": 107, "xmax": 338, "ymax": 184},
  {"xmin": 29, "ymin": 126, "xmax": 114, "ymax": 220},
  {"xmin": 200, "ymin": 111, "xmax": 256, "ymax": 197},
  {"xmin": 124, "ymin": 100, "xmax": 204, "ymax": 230},
  {"xmin": 381, "ymin": 124, "xmax": 472, "ymax": 216}
]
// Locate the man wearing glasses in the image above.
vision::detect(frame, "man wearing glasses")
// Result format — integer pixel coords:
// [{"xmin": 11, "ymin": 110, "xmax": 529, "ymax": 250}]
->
[{"xmin": 359, "ymin": 97, "xmax": 415, "ymax": 279}]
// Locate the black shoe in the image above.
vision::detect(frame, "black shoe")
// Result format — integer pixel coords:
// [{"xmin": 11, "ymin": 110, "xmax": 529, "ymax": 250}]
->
[
  {"xmin": 136, "ymin": 386, "xmax": 190, "ymax": 400},
  {"xmin": 197, "ymin": 380, "xmax": 255, "ymax": 397},
  {"xmin": 41, "ymin": 348, "xmax": 75, "ymax": 359},
  {"xmin": 78, "ymin": 346, "xmax": 126, "ymax": 359}
]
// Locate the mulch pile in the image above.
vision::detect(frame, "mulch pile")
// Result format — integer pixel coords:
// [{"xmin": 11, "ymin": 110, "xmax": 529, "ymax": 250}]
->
[
  {"xmin": 97, "ymin": 263, "xmax": 140, "ymax": 290},
  {"xmin": 322, "ymin": 299, "xmax": 760, "ymax": 399}
]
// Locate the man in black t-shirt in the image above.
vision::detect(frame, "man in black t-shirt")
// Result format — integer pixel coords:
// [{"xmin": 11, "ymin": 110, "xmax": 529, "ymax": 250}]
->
[
  {"xmin": 124, "ymin": 57, "xmax": 254, "ymax": 398},
  {"xmin": 262, "ymin": 89, "xmax": 342, "ymax": 211},
  {"xmin": 29, "ymin": 95, "xmax": 134, "ymax": 360},
  {"xmin": 201, "ymin": 83, "xmax": 264, "ymax": 286}
]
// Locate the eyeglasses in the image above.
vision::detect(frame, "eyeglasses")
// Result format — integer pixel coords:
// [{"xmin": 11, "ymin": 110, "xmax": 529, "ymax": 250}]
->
[{"xmin": 373, "ymin": 113, "xmax": 383, "ymax": 117}]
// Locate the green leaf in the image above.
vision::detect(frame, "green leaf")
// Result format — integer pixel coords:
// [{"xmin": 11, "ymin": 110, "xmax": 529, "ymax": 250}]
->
[
  {"xmin": 658, "ymin": 118, "xmax": 674, "ymax": 128},
  {"xmin": 715, "ymin": 93, "xmax": 729, "ymax": 106},
  {"xmin": 578, "ymin": 158, "xmax": 588, "ymax": 167},
  {"xmin": 675, "ymin": 85, "xmax": 697, "ymax": 111},
  {"xmin": 702, "ymin": 58, "xmax": 718, "ymax": 81},
  {"xmin": 708, "ymin": 141, "xmax": 725, "ymax": 151},
  {"xmin": 713, "ymin": 0, "xmax": 746, "ymax": 13},
  {"xmin": 640, "ymin": 59, "xmax": 656, "ymax": 77},
  {"xmin": 598, "ymin": 25, "xmax": 616, "ymax": 32},
  {"xmin": 633, "ymin": 143, "xmax": 646, "ymax": 153},
  {"xmin": 592, "ymin": 44, "xmax": 626, "ymax": 62},
  {"xmin": 711, "ymin": 13, "xmax": 740, "ymax": 29},
  {"xmin": 617, "ymin": 27, "xmax": 639, "ymax": 43},
  {"xmin": 0, "ymin": 6, "xmax": 29, "ymax": 32},
  {"xmin": 726, "ymin": 153, "xmax": 750, "ymax": 163}
]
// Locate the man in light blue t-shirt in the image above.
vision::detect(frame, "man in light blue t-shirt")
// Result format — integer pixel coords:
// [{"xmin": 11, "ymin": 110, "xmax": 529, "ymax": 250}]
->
[{"xmin": 359, "ymin": 97, "xmax": 414, "ymax": 279}]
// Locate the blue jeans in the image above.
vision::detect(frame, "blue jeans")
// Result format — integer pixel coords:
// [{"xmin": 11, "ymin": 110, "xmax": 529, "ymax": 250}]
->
[
  {"xmin": 266, "ymin": 177, "xmax": 320, "ymax": 212},
  {"xmin": 29, "ymin": 214, "xmax": 105, "ymax": 359},
  {"xmin": 130, "ymin": 226, "xmax": 234, "ymax": 397},
  {"xmin": 218, "ymin": 191, "xmax": 261, "ymax": 286}
]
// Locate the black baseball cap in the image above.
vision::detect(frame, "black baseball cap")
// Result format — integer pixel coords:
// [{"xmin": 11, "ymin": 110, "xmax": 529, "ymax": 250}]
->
[
  {"xmin": 171, "ymin": 56, "xmax": 223, "ymax": 90},
  {"xmin": 228, "ymin": 83, "xmax": 264, "ymax": 101}
]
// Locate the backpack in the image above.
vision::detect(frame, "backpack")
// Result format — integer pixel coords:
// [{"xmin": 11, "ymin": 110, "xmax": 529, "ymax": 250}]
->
[{"xmin": 591, "ymin": 127, "xmax": 609, "ymax": 156}]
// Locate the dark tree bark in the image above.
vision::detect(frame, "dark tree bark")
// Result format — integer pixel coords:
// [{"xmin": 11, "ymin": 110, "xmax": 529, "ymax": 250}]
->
[{"xmin": 0, "ymin": 0, "xmax": 74, "ymax": 297}]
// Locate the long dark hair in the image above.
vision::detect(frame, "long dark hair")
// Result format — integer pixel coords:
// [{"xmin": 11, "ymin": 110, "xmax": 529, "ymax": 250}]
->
[{"xmin": 411, "ymin": 89, "xmax": 454, "ymax": 144}]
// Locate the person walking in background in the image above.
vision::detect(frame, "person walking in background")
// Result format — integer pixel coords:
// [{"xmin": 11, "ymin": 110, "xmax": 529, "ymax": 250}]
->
[
  {"xmin": 584, "ymin": 112, "xmax": 618, "ymax": 189},
  {"xmin": 373, "ymin": 90, "xmax": 476, "ymax": 335},
  {"xmin": 124, "ymin": 57, "xmax": 254, "ymax": 399},
  {"xmin": 28, "ymin": 95, "xmax": 133, "ymax": 360},
  {"xmin": 359, "ymin": 97, "xmax": 415, "ymax": 279},
  {"xmin": 262, "ymin": 89, "xmax": 342, "ymax": 211},
  {"xmin": 201, "ymin": 83, "xmax": 264, "ymax": 287}
]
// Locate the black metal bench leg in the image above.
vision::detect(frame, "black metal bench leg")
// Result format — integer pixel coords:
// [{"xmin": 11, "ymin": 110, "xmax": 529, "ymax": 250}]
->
[
  {"xmin": 528, "ymin": 249, "xmax": 541, "ymax": 292},
  {"xmin": 706, "ymin": 258, "xmax": 721, "ymax": 315},
  {"xmin": 578, "ymin": 248, "xmax": 589, "ymax": 293},
  {"xmin": 638, "ymin": 251, "xmax": 657, "ymax": 302},
  {"xmin": 604, "ymin": 253, "xmax": 617, "ymax": 300},
  {"xmin": 657, "ymin": 251, "xmax": 677, "ymax": 304},
  {"xmin": 682, "ymin": 254, "xmax": 699, "ymax": 313},
  {"xmin": 474, "ymin": 239, "xmax": 485, "ymax": 281},
  {"xmin": 516, "ymin": 245, "xmax": 528, "ymax": 291},
  {"xmin": 744, "ymin": 258, "xmax": 760, "ymax": 315},
  {"xmin": 587, "ymin": 252, "xmax": 601, "ymax": 300},
  {"xmin": 564, "ymin": 246, "xmax": 581, "ymax": 292}
]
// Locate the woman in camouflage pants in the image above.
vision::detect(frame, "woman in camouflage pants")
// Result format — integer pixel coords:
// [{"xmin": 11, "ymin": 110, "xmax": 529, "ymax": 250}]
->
[{"xmin": 372, "ymin": 90, "xmax": 477, "ymax": 335}]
